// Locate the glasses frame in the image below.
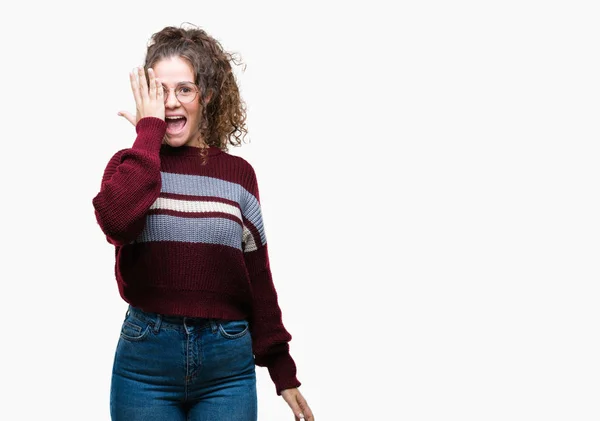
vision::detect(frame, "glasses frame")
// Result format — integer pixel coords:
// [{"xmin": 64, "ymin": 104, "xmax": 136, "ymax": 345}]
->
[{"xmin": 162, "ymin": 83, "xmax": 200, "ymax": 104}]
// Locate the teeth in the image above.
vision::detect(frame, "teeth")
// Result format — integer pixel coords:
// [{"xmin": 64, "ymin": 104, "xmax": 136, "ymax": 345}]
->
[{"xmin": 166, "ymin": 116, "xmax": 185, "ymax": 120}]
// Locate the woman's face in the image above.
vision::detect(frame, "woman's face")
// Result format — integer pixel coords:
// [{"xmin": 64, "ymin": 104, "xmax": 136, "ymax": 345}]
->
[{"xmin": 152, "ymin": 56, "xmax": 204, "ymax": 147}]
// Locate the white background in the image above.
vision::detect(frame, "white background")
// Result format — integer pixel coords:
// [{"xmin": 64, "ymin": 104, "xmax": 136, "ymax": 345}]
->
[{"xmin": 1, "ymin": 0, "xmax": 599, "ymax": 420}]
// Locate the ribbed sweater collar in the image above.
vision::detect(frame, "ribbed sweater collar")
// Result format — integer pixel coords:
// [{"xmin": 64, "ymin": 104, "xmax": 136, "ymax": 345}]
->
[{"xmin": 159, "ymin": 144, "xmax": 223, "ymax": 157}]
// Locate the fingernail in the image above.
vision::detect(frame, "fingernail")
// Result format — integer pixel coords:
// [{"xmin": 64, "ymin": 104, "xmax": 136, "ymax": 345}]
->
[{"xmin": 298, "ymin": 413, "xmax": 304, "ymax": 419}]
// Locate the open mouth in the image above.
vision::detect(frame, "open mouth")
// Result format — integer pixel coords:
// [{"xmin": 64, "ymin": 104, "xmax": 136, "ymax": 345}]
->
[{"xmin": 165, "ymin": 116, "xmax": 187, "ymax": 135}]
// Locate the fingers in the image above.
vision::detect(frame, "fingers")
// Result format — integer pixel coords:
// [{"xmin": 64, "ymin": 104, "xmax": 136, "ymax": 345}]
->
[
  {"xmin": 281, "ymin": 388, "xmax": 314, "ymax": 421},
  {"xmin": 148, "ymin": 69, "xmax": 163, "ymax": 103},
  {"xmin": 126, "ymin": 66, "xmax": 165, "ymax": 123},
  {"xmin": 155, "ymin": 76, "xmax": 163, "ymax": 101},
  {"xmin": 129, "ymin": 70, "xmax": 142, "ymax": 106},
  {"xmin": 295, "ymin": 394, "xmax": 314, "ymax": 421},
  {"xmin": 288, "ymin": 395, "xmax": 311, "ymax": 420},
  {"xmin": 130, "ymin": 67, "xmax": 162, "ymax": 99},
  {"xmin": 117, "ymin": 111, "xmax": 136, "ymax": 126},
  {"xmin": 147, "ymin": 68, "xmax": 156, "ymax": 97},
  {"xmin": 138, "ymin": 67, "xmax": 149, "ymax": 102},
  {"xmin": 148, "ymin": 68, "xmax": 157, "ymax": 98}
]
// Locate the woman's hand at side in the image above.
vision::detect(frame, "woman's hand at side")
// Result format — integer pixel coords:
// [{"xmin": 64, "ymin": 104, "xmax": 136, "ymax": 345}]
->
[
  {"xmin": 281, "ymin": 387, "xmax": 314, "ymax": 420},
  {"xmin": 118, "ymin": 66, "xmax": 164, "ymax": 126}
]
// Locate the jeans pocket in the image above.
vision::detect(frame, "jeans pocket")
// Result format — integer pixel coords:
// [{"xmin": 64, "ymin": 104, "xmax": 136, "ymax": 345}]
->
[
  {"xmin": 120, "ymin": 314, "xmax": 151, "ymax": 342},
  {"xmin": 218, "ymin": 319, "xmax": 250, "ymax": 339}
]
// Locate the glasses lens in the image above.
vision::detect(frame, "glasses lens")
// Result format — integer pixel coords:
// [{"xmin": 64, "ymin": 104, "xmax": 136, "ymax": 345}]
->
[{"xmin": 176, "ymin": 84, "xmax": 198, "ymax": 104}]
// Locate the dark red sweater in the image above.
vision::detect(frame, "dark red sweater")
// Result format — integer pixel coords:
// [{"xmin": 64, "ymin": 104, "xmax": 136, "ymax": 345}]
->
[{"xmin": 92, "ymin": 117, "xmax": 300, "ymax": 395}]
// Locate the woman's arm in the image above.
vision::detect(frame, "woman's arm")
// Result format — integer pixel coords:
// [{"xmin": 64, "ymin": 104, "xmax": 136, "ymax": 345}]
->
[
  {"xmin": 241, "ymin": 163, "xmax": 302, "ymax": 395},
  {"xmin": 92, "ymin": 117, "xmax": 165, "ymax": 246}
]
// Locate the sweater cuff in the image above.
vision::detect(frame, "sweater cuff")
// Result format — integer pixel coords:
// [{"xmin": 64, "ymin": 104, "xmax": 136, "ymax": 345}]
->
[
  {"xmin": 133, "ymin": 117, "xmax": 167, "ymax": 153},
  {"xmin": 266, "ymin": 352, "xmax": 302, "ymax": 395}
]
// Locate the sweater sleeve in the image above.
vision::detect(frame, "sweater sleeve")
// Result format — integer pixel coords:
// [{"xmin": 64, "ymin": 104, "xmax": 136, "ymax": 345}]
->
[
  {"xmin": 242, "ymin": 165, "xmax": 301, "ymax": 396},
  {"xmin": 92, "ymin": 117, "xmax": 166, "ymax": 246}
]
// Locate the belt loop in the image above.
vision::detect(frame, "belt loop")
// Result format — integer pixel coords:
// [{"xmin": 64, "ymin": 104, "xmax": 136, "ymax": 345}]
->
[
  {"xmin": 210, "ymin": 319, "xmax": 219, "ymax": 333},
  {"xmin": 183, "ymin": 318, "xmax": 191, "ymax": 334},
  {"xmin": 153, "ymin": 313, "xmax": 162, "ymax": 334}
]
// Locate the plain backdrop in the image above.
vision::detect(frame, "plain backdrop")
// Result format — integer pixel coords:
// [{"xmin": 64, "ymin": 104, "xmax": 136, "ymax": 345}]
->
[{"xmin": 1, "ymin": 0, "xmax": 599, "ymax": 420}]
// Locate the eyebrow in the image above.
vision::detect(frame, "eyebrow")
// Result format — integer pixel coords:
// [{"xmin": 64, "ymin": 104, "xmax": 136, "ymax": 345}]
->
[{"xmin": 161, "ymin": 81, "xmax": 196, "ymax": 87}]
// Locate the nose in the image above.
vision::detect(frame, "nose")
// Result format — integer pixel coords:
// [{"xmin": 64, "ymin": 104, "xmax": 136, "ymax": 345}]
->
[{"xmin": 164, "ymin": 88, "xmax": 181, "ymax": 108}]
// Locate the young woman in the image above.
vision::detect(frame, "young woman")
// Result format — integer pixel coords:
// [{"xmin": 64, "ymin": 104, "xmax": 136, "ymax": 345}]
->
[{"xmin": 92, "ymin": 24, "xmax": 314, "ymax": 421}]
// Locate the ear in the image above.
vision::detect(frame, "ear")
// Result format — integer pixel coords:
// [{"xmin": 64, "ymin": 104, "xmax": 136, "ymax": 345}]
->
[{"xmin": 202, "ymin": 88, "xmax": 214, "ymax": 105}]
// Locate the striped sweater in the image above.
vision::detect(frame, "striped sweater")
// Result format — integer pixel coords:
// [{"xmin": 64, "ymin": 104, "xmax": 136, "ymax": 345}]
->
[{"xmin": 92, "ymin": 117, "xmax": 300, "ymax": 395}]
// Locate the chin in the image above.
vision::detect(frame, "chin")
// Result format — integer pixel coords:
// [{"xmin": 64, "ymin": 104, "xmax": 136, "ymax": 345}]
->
[{"xmin": 165, "ymin": 136, "xmax": 189, "ymax": 147}]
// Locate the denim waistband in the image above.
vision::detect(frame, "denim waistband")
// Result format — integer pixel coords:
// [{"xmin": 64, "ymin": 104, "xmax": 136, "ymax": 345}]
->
[{"xmin": 126, "ymin": 305, "xmax": 219, "ymax": 332}]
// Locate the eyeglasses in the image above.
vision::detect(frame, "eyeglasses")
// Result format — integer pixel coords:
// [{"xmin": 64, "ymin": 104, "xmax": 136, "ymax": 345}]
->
[{"xmin": 162, "ymin": 83, "xmax": 200, "ymax": 104}]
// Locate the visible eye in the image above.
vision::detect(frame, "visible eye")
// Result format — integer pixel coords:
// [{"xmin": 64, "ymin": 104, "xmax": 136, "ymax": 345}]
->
[{"xmin": 178, "ymin": 86, "xmax": 195, "ymax": 95}]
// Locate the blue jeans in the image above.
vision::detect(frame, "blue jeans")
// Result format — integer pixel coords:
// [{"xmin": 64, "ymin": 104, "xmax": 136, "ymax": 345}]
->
[{"xmin": 110, "ymin": 305, "xmax": 257, "ymax": 420}]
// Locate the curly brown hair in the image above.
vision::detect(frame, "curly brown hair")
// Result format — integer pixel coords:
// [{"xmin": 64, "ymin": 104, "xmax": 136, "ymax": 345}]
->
[{"xmin": 144, "ymin": 23, "xmax": 248, "ymax": 163}]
